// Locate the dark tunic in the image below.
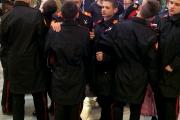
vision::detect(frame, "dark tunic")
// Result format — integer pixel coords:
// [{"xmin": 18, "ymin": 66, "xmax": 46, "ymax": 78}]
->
[
  {"xmin": 158, "ymin": 14, "xmax": 180, "ymax": 97},
  {"xmin": 45, "ymin": 21, "xmax": 90, "ymax": 105},
  {"xmin": 0, "ymin": 1, "xmax": 46, "ymax": 94},
  {"xmin": 107, "ymin": 17, "xmax": 158, "ymax": 104},
  {"xmin": 92, "ymin": 18, "xmax": 118, "ymax": 96}
]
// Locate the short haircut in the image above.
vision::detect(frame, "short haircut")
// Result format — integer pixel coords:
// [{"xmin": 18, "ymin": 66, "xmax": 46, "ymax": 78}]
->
[
  {"xmin": 140, "ymin": 0, "xmax": 160, "ymax": 18},
  {"xmin": 61, "ymin": 1, "xmax": 79, "ymax": 20},
  {"xmin": 103, "ymin": 0, "xmax": 118, "ymax": 8},
  {"xmin": 42, "ymin": 0, "xmax": 57, "ymax": 16}
]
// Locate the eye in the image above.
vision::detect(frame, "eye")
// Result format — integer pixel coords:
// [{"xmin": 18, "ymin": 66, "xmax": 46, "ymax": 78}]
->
[
  {"xmin": 175, "ymin": 2, "xmax": 180, "ymax": 6},
  {"xmin": 169, "ymin": 1, "xmax": 174, "ymax": 5}
]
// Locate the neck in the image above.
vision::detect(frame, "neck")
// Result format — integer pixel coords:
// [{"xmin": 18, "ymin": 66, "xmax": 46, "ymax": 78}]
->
[
  {"xmin": 16, "ymin": 0, "xmax": 30, "ymax": 4},
  {"xmin": 104, "ymin": 16, "xmax": 113, "ymax": 21}
]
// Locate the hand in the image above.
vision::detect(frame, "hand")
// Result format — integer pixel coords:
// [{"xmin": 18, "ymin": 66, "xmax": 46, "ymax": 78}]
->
[
  {"xmin": 89, "ymin": 31, "xmax": 95, "ymax": 40},
  {"xmin": 50, "ymin": 21, "xmax": 61, "ymax": 32},
  {"xmin": 165, "ymin": 65, "xmax": 173, "ymax": 72},
  {"xmin": 96, "ymin": 51, "xmax": 104, "ymax": 61},
  {"xmin": 155, "ymin": 42, "xmax": 158, "ymax": 50}
]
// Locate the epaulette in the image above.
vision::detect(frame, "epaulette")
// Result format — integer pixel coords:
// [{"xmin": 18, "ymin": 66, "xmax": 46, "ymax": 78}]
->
[
  {"xmin": 83, "ymin": 11, "xmax": 92, "ymax": 17},
  {"xmin": 93, "ymin": 19, "xmax": 102, "ymax": 27},
  {"xmin": 112, "ymin": 20, "xmax": 118, "ymax": 24},
  {"xmin": 96, "ymin": 19, "xmax": 102, "ymax": 24}
]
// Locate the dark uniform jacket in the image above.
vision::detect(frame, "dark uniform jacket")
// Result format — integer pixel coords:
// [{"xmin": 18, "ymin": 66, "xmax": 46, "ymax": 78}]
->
[
  {"xmin": 158, "ymin": 14, "xmax": 180, "ymax": 97},
  {"xmin": 0, "ymin": 1, "xmax": 46, "ymax": 94},
  {"xmin": 45, "ymin": 21, "xmax": 90, "ymax": 105},
  {"xmin": 107, "ymin": 17, "xmax": 158, "ymax": 104},
  {"xmin": 77, "ymin": 11, "xmax": 93, "ymax": 31},
  {"xmin": 92, "ymin": 18, "xmax": 118, "ymax": 96}
]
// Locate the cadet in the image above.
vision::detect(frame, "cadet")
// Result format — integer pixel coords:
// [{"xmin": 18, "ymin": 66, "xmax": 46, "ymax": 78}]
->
[
  {"xmin": 0, "ymin": 0, "xmax": 49, "ymax": 120},
  {"xmin": 101, "ymin": 0, "xmax": 160, "ymax": 119},
  {"xmin": 158, "ymin": 0, "xmax": 180, "ymax": 119},
  {"xmin": 0, "ymin": 0, "xmax": 14, "ymax": 115},
  {"xmin": 45, "ymin": 1, "xmax": 90, "ymax": 120},
  {"xmin": 92, "ymin": 0, "xmax": 118, "ymax": 119}
]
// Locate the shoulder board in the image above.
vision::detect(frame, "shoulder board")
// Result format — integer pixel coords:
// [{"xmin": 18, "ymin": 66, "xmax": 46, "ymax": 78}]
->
[
  {"xmin": 162, "ymin": 14, "xmax": 168, "ymax": 18},
  {"xmin": 96, "ymin": 19, "xmax": 103, "ymax": 24},
  {"xmin": 83, "ymin": 11, "xmax": 92, "ymax": 17},
  {"xmin": 93, "ymin": 19, "xmax": 103, "ymax": 27}
]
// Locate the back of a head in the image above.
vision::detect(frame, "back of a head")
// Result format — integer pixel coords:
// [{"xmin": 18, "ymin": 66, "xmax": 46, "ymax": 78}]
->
[
  {"xmin": 61, "ymin": 1, "xmax": 79, "ymax": 20},
  {"xmin": 140, "ymin": 0, "xmax": 160, "ymax": 18},
  {"xmin": 42, "ymin": 0, "xmax": 57, "ymax": 15}
]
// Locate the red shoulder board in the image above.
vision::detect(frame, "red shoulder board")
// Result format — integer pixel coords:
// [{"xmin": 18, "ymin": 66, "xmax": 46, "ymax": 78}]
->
[
  {"xmin": 93, "ymin": 20, "xmax": 102, "ymax": 27},
  {"xmin": 83, "ymin": 11, "xmax": 92, "ymax": 17}
]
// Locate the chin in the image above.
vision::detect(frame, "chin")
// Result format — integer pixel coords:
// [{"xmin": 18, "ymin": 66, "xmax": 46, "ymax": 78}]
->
[{"xmin": 169, "ymin": 12, "xmax": 174, "ymax": 16}]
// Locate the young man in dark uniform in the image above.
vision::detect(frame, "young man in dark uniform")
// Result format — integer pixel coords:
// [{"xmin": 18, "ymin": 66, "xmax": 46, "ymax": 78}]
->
[
  {"xmin": 100, "ymin": 0, "xmax": 160, "ymax": 119},
  {"xmin": 158, "ymin": 0, "xmax": 180, "ymax": 119},
  {"xmin": 45, "ymin": 1, "xmax": 90, "ymax": 120},
  {"xmin": 0, "ymin": 0, "xmax": 49, "ymax": 120},
  {"xmin": 92, "ymin": 0, "xmax": 118, "ymax": 119},
  {"xmin": 0, "ymin": 0, "xmax": 14, "ymax": 115}
]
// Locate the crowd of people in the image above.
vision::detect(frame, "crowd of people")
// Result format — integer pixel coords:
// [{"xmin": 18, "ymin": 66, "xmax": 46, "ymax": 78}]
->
[{"xmin": 0, "ymin": 0, "xmax": 180, "ymax": 120}]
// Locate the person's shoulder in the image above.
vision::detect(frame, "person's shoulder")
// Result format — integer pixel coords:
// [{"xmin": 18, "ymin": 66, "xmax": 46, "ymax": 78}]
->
[
  {"xmin": 82, "ymin": 11, "xmax": 92, "ymax": 18},
  {"xmin": 25, "ymin": 7, "xmax": 41, "ymax": 15},
  {"xmin": 77, "ymin": 24, "xmax": 90, "ymax": 33}
]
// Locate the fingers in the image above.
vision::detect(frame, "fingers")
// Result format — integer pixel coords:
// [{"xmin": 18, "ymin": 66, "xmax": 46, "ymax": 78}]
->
[
  {"xmin": 51, "ymin": 21, "xmax": 61, "ymax": 32},
  {"xmin": 165, "ymin": 65, "xmax": 173, "ymax": 72},
  {"xmin": 89, "ymin": 31, "xmax": 95, "ymax": 40},
  {"xmin": 96, "ymin": 51, "xmax": 103, "ymax": 61}
]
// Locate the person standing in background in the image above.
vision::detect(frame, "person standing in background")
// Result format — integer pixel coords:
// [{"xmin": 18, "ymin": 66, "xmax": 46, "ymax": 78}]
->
[
  {"xmin": 1, "ymin": 0, "xmax": 49, "ymax": 119},
  {"xmin": 0, "ymin": 0, "xmax": 14, "ymax": 115},
  {"xmin": 45, "ymin": 1, "xmax": 90, "ymax": 120},
  {"xmin": 157, "ymin": 0, "xmax": 180, "ymax": 119}
]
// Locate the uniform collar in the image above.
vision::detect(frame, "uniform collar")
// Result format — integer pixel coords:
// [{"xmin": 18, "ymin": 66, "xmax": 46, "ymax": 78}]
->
[
  {"xmin": 131, "ymin": 17, "xmax": 147, "ymax": 25},
  {"xmin": 103, "ymin": 17, "xmax": 117, "ymax": 27},
  {"xmin": 62, "ymin": 20, "xmax": 77, "ymax": 26},
  {"xmin": 170, "ymin": 13, "xmax": 180, "ymax": 26},
  {"xmin": 14, "ymin": 1, "xmax": 29, "ymax": 7}
]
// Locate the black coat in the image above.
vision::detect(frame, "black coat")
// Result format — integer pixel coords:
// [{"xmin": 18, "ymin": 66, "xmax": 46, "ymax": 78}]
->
[
  {"xmin": 0, "ymin": 1, "xmax": 47, "ymax": 94},
  {"xmin": 45, "ymin": 21, "xmax": 90, "ymax": 105},
  {"xmin": 92, "ymin": 18, "xmax": 118, "ymax": 96},
  {"xmin": 107, "ymin": 17, "xmax": 158, "ymax": 104},
  {"xmin": 158, "ymin": 14, "xmax": 180, "ymax": 97}
]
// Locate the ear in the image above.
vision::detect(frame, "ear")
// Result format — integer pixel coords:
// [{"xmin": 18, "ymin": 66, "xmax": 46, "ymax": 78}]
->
[
  {"xmin": 113, "ymin": 8, "xmax": 118, "ymax": 14},
  {"xmin": 76, "ymin": 12, "xmax": 79, "ymax": 18}
]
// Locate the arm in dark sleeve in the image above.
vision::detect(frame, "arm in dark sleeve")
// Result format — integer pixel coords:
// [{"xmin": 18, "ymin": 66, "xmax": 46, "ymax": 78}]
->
[
  {"xmin": 170, "ymin": 53, "xmax": 180, "ymax": 69},
  {"xmin": 143, "ymin": 35, "xmax": 159, "ymax": 86},
  {"xmin": 0, "ymin": 14, "xmax": 9, "ymax": 69}
]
